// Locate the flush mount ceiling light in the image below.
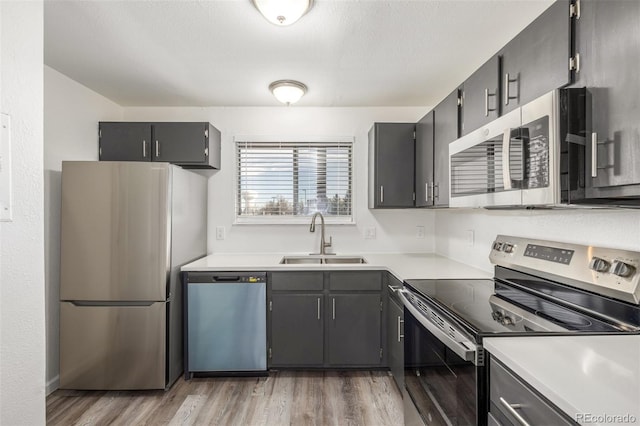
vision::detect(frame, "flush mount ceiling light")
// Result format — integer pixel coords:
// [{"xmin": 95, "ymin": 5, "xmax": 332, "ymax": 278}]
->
[
  {"xmin": 252, "ymin": 0, "xmax": 314, "ymax": 26},
  {"xmin": 269, "ymin": 80, "xmax": 307, "ymax": 105}
]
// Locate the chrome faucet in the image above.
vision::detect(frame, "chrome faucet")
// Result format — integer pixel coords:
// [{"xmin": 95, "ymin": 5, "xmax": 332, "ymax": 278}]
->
[{"xmin": 309, "ymin": 212, "xmax": 333, "ymax": 255}]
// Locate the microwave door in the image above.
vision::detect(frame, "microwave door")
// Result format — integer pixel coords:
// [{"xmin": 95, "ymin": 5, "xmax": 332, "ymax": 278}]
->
[
  {"xmin": 521, "ymin": 90, "xmax": 559, "ymax": 206},
  {"xmin": 449, "ymin": 107, "xmax": 522, "ymax": 207}
]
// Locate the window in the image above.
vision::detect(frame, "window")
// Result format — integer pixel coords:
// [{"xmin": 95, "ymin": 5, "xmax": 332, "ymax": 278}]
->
[{"xmin": 236, "ymin": 139, "xmax": 353, "ymax": 224}]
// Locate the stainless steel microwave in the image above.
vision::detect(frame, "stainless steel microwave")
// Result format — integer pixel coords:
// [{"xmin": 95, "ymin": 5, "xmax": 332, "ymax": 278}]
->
[{"xmin": 449, "ymin": 89, "xmax": 587, "ymax": 208}]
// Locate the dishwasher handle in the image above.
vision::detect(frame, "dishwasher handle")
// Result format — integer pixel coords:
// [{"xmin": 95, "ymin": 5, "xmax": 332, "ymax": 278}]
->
[{"xmin": 211, "ymin": 276, "xmax": 241, "ymax": 282}]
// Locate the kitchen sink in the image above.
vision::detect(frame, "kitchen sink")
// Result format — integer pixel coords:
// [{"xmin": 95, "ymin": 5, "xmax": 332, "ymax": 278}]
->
[{"xmin": 279, "ymin": 256, "xmax": 367, "ymax": 265}]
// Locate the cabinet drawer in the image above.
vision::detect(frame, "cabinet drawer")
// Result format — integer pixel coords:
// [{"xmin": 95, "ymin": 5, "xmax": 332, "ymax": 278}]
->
[
  {"xmin": 270, "ymin": 272, "xmax": 323, "ymax": 291},
  {"xmin": 329, "ymin": 271, "xmax": 382, "ymax": 291},
  {"xmin": 490, "ymin": 358, "xmax": 575, "ymax": 426}
]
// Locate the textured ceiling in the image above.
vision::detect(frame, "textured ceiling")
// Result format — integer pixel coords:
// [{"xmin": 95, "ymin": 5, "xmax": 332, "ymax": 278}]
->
[{"xmin": 44, "ymin": 0, "xmax": 554, "ymax": 107}]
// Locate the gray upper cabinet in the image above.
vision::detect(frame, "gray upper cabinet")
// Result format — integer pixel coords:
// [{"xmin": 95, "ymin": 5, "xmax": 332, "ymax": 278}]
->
[
  {"xmin": 415, "ymin": 111, "xmax": 434, "ymax": 207},
  {"xmin": 368, "ymin": 123, "xmax": 416, "ymax": 208},
  {"xmin": 500, "ymin": 0, "xmax": 573, "ymax": 115},
  {"xmin": 99, "ymin": 122, "xmax": 221, "ymax": 169},
  {"xmin": 575, "ymin": 0, "xmax": 640, "ymax": 199},
  {"xmin": 461, "ymin": 55, "xmax": 500, "ymax": 136},
  {"xmin": 98, "ymin": 122, "xmax": 151, "ymax": 162},
  {"xmin": 433, "ymin": 88, "xmax": 460, "ymax": 207}
]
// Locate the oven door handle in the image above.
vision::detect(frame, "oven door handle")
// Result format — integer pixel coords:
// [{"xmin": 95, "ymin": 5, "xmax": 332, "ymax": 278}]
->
[{"xmin": 398, "ymin": 290, "xmax": 477, "ymax": 365}]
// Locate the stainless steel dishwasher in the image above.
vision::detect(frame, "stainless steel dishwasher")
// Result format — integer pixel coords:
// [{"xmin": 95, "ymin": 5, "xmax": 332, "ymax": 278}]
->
[{"xmin": 184, "ymin": 272, "xmax": 267, "ymax": 377}]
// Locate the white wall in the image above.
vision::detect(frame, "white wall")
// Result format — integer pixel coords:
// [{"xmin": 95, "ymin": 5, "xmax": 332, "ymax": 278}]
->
[
  {"xmin": 123, "ymin": 106, "xmax": 437, "ymax": 255},
  {"xmin": 0, "ymin": 2, "xmax": 46, "ymax": 424},
  {"xmin": 435, "ymin": 208, "xmax": 640, "ymax": 272},
  {"xmin": 43, "ymin": 66, "xmax": 123, "ymax": 393}
]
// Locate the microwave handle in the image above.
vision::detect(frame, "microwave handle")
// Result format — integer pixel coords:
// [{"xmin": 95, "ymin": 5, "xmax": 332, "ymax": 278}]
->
[{"xmin": 502, "ymin": 128, "xmax": 513, "ymax": 190}]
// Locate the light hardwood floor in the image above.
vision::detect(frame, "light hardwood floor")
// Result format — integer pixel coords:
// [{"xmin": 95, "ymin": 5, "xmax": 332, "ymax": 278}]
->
[{"xmin": 47, "ymin": 370, "xmax": 403, "ymax": 426}]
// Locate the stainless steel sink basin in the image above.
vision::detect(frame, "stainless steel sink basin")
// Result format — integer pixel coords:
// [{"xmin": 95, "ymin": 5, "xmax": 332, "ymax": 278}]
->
[{"xmin": 279, "ymin": 256, "xmax": 367, "ymax": 265}]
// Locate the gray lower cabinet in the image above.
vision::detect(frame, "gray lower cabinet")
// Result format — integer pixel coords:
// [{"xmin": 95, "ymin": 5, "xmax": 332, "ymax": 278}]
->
[
  {"xmin": 327, "ymin": 293, "xmax": 382, "ymax": 366},
  {"xmin": 575, "ymin": 0, "xmax": 640, "ymax": 199},
  {"xmin": 489, "ymin": 357, "xmax": 576, "ymax": 425},
  {"xmin": 270, "ymin": 293, "xmax": 324, "ymax": 366},
  {"xmin": 269, "ymin": 270, "xmax": 384, "ymax": 368}
]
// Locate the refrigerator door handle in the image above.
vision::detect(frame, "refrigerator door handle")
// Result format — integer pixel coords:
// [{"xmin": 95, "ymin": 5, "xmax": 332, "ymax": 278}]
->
[{"xmin": 69, "ymin": 301, "xmax": 156, "ymax": 307}]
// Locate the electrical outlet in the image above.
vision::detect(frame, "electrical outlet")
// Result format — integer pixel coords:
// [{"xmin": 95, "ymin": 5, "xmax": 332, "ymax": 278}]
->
[
  {"xmin": 365, "ymin": 226, "xmax": 376, "ymax": 239},
  {"xmin": 0, "ymin": 113, "xmax": 12, "ymax": 222},
  {"xmin": 465, "ymin": 229, "xmax": 475, "ymax": 247},
  {"xmin": 416, "ymin": 226, "xmax": 425, "ymax": 239},
  {"xmin": 216, "ymin": 226, "xmax": 225, "ymax": 240}
]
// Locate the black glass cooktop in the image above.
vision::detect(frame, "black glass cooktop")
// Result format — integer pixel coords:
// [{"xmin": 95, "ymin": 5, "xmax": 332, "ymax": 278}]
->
[{"xmin": 404, "ymin": 278, "xmax": 623, "ymax": 337}]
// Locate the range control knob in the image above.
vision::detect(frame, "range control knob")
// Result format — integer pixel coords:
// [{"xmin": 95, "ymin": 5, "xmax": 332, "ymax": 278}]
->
[
  {"xmin": 611, "ymin": 261, "xmax": 636, "ymax": 278},
  {"xmin": 589, "ymin": 257, "xmax": 610, "ymax": 273},
  {"xmin": 503, "ymin": 243, "xmax": 515, "ymax": 254}
]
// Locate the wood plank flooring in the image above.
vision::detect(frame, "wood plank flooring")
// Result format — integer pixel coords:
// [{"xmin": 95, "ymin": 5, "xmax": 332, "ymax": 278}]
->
[{"xmin": 47, "ymin": 370, "xmax": 403, "ymax": 426}]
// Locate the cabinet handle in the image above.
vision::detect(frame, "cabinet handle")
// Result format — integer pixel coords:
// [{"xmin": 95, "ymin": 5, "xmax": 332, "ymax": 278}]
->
[
  {"xmin": 397, "ymin": 316, "xmax": 404, "ymax": 342},
  {"xmin": 484, "ymin": 89, "xmax": 497, "ymax": 117},
  {"xmin": 504, "ymin": 73, "xmax": 518, "ymax": 106},
  {"xmin": 142, "ymin": 140, "xmax": 147, "ymax": 158},
  {"xmin": 434, "ymin": 183, "xmax": 439, "ymax": 201},
  {"xmin": 425, "ymin": 182, "xmax": 429, "ymax": 202},
  {"xmin": 499, "ymin": 397, "xmax": 531, "ymax": 426},
  {"xmin": 332, "ymin": 298, "xmax": 336, "ymax": 320},
  {"xmin": 155, "ymin": 140, "xmax": 160, "ymax": 158},
  {"xmin": 317, "ymin": 297, "xmax": 321, "ymax": 320},
  {"xmin": 591, "ymin": 132, "xmax": 598, "ymax": 178},
  {"xmin": 380, "ymin": 186, "xmax": 384, "ymax": 204}
]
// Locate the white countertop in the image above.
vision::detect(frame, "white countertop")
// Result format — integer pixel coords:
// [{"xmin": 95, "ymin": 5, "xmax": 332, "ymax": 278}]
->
[
  {"xmin": 484, "ymin": 335, "xmax": 640, "ymax": 425},
  {"xmin": 181, "ymin": 252, "xmax": 491, "ymax": 281}
]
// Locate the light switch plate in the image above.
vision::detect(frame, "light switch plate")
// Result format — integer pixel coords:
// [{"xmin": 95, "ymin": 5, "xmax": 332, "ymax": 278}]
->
[
  {"xmin": 465, "ymin": 229, "xmax": 475, "ymax": 247},
  {"xmin": 0, "ymin": 113, "xmax": 12, "ymax": 222}
]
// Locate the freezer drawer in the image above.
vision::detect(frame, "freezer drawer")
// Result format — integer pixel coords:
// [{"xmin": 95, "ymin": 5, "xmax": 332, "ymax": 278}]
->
[
  {"xmin": 60, "ymin": 302, "xmax": 166, "ymax": 390},
  {"xmin": 187, "ymin": 282, "xmax": 267, "ymax": 372}
]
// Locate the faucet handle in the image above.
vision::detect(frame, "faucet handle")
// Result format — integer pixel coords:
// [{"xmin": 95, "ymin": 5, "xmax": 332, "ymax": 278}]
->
[{"xmin": 324, "ymin": 236, "xmax": 332, "ymax": 248}]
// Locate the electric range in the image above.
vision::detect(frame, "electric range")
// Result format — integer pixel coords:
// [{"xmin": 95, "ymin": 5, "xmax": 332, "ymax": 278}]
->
[{"xmin": 399, "ymin": 235, "xmax": 640, "ymax": 426}]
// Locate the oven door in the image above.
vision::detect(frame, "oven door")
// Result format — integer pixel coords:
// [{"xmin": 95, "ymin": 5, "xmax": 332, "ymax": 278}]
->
[{"xmin": 401, "ymin": 293, "xmax": 486, "ymax": 425}]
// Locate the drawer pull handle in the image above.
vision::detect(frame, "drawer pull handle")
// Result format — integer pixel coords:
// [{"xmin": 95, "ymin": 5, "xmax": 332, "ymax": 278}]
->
[{"xmin": 499, "ymin": 397, "xmax": 531, "ymax": 426}]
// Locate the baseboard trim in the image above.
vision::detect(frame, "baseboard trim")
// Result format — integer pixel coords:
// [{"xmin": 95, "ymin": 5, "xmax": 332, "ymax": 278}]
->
[{"xmin": 46, "ymin": 375, "xmax": 60, "ymax": 395}]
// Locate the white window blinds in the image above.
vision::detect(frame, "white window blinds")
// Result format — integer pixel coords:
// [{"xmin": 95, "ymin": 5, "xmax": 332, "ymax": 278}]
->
[{"xmin": 236, "ymin": 141, "xmax": 353, "ymax": 223}]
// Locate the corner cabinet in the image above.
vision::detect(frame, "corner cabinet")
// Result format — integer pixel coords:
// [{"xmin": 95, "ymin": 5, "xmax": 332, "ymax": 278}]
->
[
  {"xmin": 99, "ymin": 122, "xmax": 221, "ymax": 169},
  {"xmin": 575, "ymin": 0, "xmax": 640, "ymax": 200},
  {"xmin": 268, "ymin": 270, "xmax": 385, "ymax": 368},
  {"xmin": 368, "ymin": 123, "xmax": 416, "ymax": 208}
]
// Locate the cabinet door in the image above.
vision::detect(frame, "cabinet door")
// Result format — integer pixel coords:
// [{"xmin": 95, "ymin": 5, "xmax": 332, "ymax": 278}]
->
[
  {"xmin": 368, "ymin": 123, "xmax": 415, "ymax": 208},
  {"xmin": 387, "ymin": 296, "xmax": 404, "ymax": 390},
  {"xmin": 415, "ymin": 111, "xmax": 434, "ymax": 207},
  {"xmin": 433, "ymin": 88, "xmax": 460, "ymax": 207},
  {"xmin": 328, "ymin": 294, "xmax": 381, "ymax": 366},
  {"xmin": 461, "ymin": 55, "xmax": 500, "ymax": 136},
  {"xmin": 501, "ymin": 0, "xmax": 572, "ymax": 115},
  {"xmin": 270, "ymin": 293, "xmax": 323, "ymax": 366},
  {"xmin": 576, "ymin": 1, "xmax": 640, "ymax": 194},
  {"xmin": 152, "ymin": 122, "xmax": 208, "ymax": 164},
  {"xmin": 99, "ymin": 122, "xmax": 151, "ymax": 161}
]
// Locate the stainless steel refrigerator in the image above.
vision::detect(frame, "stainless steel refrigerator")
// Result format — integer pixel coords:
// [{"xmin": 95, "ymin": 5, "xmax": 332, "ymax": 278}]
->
[{"xmin": 59, "ymin": 161, "xmax": 207, "ymax": 390}]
